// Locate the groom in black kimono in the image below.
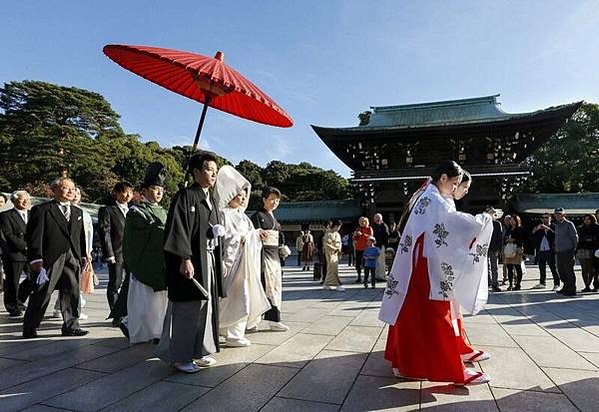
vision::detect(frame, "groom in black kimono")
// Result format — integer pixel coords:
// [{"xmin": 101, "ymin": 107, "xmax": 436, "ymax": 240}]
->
[{"xmin": 157, "ymin": 152, "xmax": 225, "ymax": 374}]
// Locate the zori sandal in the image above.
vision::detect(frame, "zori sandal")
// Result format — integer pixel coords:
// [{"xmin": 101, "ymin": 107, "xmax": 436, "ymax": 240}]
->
[
  {"xmin": 461, "ymin": 350, "xmax": 491, "ymax": 363},
  {"xmin": 455, "ymin": 368, "xmax": 491, "ymax": 386}
]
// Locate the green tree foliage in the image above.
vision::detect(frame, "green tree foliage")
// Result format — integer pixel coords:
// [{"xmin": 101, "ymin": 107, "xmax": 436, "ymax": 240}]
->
[
  {"xmin": 260, "ymin": 161, "xmax": 350, "ymax": 201},
  {"xmin": 525, "ymin": 103, "xmax": 599, "ymax": 193},
  {"xmin": 1, "ymin": 80, "xmax": 352, "ymax": 206}
]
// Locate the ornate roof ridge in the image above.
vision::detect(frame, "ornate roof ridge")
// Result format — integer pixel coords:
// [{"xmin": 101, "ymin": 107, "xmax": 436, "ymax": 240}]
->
[{"xmin": 370, "ymin": 94, "xmax": 501, "ymax": 112}]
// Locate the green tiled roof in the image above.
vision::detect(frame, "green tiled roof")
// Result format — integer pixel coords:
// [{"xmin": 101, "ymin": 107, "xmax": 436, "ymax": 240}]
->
[
  {"xmin": 249, "ymin": 199, "xmax": 364, "ymax": 223},
  {"xmin": 325, "ymin": 95, "xmax": 581, "ymax": 131},
  {"xmin": 513, "ymin": 193, "xmax": 599, "ymax": 216}
]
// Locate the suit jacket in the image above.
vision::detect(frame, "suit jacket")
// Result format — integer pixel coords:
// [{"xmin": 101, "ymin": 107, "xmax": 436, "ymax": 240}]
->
[
  {"xmin": 534, "ymin": 223, "xmax": 556, "ymax": 252},
  {"xmin": 26, "ymin": 200, "xmax": 86, "ymax": 269},
  {"xmin": 0, "ymin": 208, "xmax": 28, "ymax": 261},
  {"xmin": 98, "ymin": 203, "xmax": 126, "ymax": 260}
]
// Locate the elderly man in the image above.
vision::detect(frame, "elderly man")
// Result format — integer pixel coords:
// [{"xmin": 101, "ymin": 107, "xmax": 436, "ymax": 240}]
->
[
  {"xmin": 554, "ymin": 208, "xmax": 579, "ymax": 296},
  {"xmin": 23, "ymin": 177, "xmax": 88, "ymax": 338},
  {"xmin": 0, "ymin": 191, "xmax": 35, "ymax": 316}
]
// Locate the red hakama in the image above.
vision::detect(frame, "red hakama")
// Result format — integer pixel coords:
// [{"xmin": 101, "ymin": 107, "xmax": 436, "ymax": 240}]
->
[{"xmin": 384, "ymin": 235, "xmax": 466, "ymax": 383}]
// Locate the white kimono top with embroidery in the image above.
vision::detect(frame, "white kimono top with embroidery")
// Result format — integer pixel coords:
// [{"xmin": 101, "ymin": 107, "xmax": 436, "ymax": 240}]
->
[{"xmin": 379, "ymin": 184, "xmax": 493, "ymax": 325}]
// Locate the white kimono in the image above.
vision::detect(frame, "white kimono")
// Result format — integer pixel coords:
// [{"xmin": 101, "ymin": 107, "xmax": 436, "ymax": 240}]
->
[
  {"xmin": 219, "ymin": 207, "xmax": 271, "ymax": 329},
  {"xmin": 379, "ymin": 183, "xmax": 493, "ymax": 325},
  {"xmin": 215, "ymin": 166, "xmax": 271, "ymax": 337}
]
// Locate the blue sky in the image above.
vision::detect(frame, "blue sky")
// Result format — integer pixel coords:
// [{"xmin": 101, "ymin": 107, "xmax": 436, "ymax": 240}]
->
[{"xmin": 2, "ymin": 1, "xmax": 598, "ymax": 177}]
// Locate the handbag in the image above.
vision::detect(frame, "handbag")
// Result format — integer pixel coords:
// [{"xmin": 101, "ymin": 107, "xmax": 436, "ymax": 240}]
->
[
  {"xmin": 279, "ymin": 245, "xmax": 291, "ymax": 258},
  {"xmin": 503, "ymin": 243, "xmax": 517, "ymax": 258},
  {"xmin": 80, "ymin": 260, "xmax": 95, "ymax": 294}
]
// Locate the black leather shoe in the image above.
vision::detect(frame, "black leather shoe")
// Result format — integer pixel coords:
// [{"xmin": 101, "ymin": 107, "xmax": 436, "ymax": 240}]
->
[
  {"xmin": 8, "ymin": 310, "xmax": 22, "ymax": 317},
  {"xmin": 62, "ymin": 328, "xmax": 89, "ymax": 337},
  {"xmin": 23, "ymin": 330, "xmax": 38, "ymax": 339}
]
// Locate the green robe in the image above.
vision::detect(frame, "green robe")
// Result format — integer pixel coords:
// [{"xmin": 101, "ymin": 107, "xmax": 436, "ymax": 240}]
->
[
  {"xmin": 108, "ymin": 202, "xmax": 167, "ymax": 321},
  {"xmin": 123, "ymin": 202, "xmax": 168, "ymax": 291}
]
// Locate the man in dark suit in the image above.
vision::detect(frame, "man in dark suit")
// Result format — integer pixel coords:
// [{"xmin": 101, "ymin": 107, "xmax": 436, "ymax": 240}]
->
[
  {"xmin": 98, "ymin": 182, "xmax": 133, "ymax": 320},
  {"xmin": 23, "ymin": 177, "xmax": 88, "ymax": 338},
  {"xmin": 0, "ymin": 191, "xmax": 35, "ymax": 316},
  {"xmin": 532, "ymin": 213, "xmax": 559, "ymax": 290}
]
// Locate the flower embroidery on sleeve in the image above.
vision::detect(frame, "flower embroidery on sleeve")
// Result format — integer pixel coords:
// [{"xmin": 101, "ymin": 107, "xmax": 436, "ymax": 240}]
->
[
  {"xmin": 439, "ymin": 262, "xmax": 455, "ymax": 298},
  {"xmin": 433, "ymin": 223, "xmax": 449, "ymax": 248},
  {"xmin": 414, "ymin": 196, "xmax": 431, "ymax": 215},
  {"xmin": 469, "ymin": 243, "xmax": 489, "ymax": 264},
  {"xmin": 399, "ymin": 234, "xmax": 413, "ymax": 254},
  {"xmin": 385, "ymin": 276, "xmax": 400, "ymax": 299}
]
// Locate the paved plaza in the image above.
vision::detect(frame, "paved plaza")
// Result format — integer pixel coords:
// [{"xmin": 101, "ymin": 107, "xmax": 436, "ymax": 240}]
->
[{"xmin": 1, "ymin": 263, "xmax": 599, "ymax": 411}]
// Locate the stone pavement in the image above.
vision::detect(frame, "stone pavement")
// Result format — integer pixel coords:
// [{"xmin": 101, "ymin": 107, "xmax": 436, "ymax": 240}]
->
[{"xmin": 1, "ymin": 264, "xmax": 599, "ymax": 411}]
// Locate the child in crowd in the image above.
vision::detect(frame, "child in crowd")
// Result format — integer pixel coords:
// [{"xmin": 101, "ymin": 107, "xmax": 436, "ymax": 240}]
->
[{"xmin": 362, "ymin": 236, "xmax": 380, "ymax": 288}]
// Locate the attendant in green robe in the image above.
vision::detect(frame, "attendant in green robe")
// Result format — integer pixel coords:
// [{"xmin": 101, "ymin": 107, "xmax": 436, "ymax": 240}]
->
[{"xmin": 122, "ymin": 162, "xmax": 169, "ymax": 344}]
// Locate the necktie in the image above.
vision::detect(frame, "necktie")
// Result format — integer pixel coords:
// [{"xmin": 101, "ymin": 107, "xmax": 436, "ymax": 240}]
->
[
  {"xmin": 21, "ymin": 212, "xmax": 27, "ymax": 224},
  {"xmin": 61, "ymin": 204, "xmax": 71, "ymax": 222}
]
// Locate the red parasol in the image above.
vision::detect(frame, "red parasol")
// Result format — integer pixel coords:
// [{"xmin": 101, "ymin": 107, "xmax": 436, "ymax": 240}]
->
[{"xmin": 103, "ymin": 44, "xmax": 293, "ymax": 175}]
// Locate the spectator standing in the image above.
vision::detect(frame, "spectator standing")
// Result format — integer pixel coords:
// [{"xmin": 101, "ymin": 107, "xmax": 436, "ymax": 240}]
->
[
  {"xmin": 577, "ymin": 214, "xmax": 599, "ymax": 292},
  {"xmin": 23, "ymin": 177, "xmax": 88, "ymax": 338},
  {"xmin": 295, "ymin": 231, "xmax": 304, "ymax": 267},
  {"xmin": 341, "ymin": 233, "xmax": 349, "ymax": 263},
  {"xmin": 323, "ymin": 220, "xmax": 344, "ymax": 291},
  {"xmin": 98, "ymin": 182, "xmax": 133, "ymax": 325},
  {"xmin": 532, "ymin": 214, "xmax": 559, "ymax": 290},
  {"xmin": 554, "ymin": 208, "xmax": 579, "ymax": 296},
  {"xmin": 362, "ymin": 236, "xmax": 380, "ymax": 288},
  {"xmin": 301, "ymin": 230, "xmax": 314, "ymax": 271},
  {"xmin": 486, "ymin": 207, "xmax": 503, "ymax": 292},
  {"xmin": 0, "ymin": 191, "xmax": 34, "ymax": 316},
  {"xmin": 501, "ymin": 214, "xmax": 512, "ymax": 285},
  {"xmin": 504, "ymin": 215, "xmax": 525, "ymax": 291},
  {"xmin": 372, "ymin": 213, "xmax": 389, "ymax": 281},
  {"xmin": 353, "ymin": 216, "xmax": 373, "ymax": 283}
]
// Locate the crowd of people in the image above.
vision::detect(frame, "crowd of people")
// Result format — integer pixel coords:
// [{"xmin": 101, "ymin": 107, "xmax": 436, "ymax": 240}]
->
[
  {"xmin": 0, "ymin": 153, "xmax": 291, "ymax": 374},
  {"xmin": 1, "ymin": 155, "xmax": 598, "ymax": 380}
]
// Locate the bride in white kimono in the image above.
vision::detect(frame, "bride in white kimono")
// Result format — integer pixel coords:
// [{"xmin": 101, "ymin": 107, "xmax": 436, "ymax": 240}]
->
[{"xmin": 216, "ymin": 166, "xmax": 271, "ymax": 347}]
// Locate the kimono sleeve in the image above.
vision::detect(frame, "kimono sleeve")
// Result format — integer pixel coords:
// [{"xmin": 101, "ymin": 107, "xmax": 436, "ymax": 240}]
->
[{"xmin": 163, "ymin": 189, "xmax": 194, "ymax": 259}]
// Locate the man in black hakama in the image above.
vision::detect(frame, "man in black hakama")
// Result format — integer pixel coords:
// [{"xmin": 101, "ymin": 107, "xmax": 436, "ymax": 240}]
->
[{"xmin": 157, "ymin": 152, "xmax": 225, "ymax": 374}]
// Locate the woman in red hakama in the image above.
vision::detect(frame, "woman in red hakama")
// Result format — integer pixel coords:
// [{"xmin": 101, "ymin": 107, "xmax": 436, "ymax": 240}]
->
[
  {"xmin": 381, "ymin": 161, "xmax": 491, "ymax": 385},
  {"xmin": 385, "ymin": 235, "xmax": 466, "ymax": 383}
]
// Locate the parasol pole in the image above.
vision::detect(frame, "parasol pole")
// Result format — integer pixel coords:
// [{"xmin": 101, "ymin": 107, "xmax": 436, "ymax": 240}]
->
[{"xmin": 183, "ymin": 95, "xmax": 211, "ymax": 185}]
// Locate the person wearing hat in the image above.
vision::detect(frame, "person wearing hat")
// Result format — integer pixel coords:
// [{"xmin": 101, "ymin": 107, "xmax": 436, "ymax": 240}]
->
[
  {"xmin": 553, "ymin": 207, "xmax": 578, "ymax": 296},
  {"xmin": 158, "ymin": 152, "xmax": 225, "ymax": 373},
  {"xmin": 215, "ymin": 165, "xmax": 271, "ymax": 347},
  {"xmin": 114, "ymin": 162, "xmax": 169, "ymax": 344}
]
